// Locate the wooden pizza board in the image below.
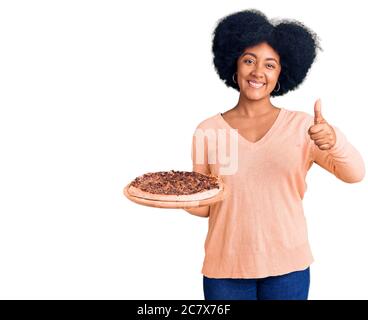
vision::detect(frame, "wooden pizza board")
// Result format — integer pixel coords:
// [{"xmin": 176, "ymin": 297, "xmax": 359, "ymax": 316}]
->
[{"xmin": 123, "ymin": 182, "xmax": 228, "ymax": 209}]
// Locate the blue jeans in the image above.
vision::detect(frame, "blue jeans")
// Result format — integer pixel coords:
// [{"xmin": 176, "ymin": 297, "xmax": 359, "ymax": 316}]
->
[{"xmin": 203, "ymin": 267, "xmax": 310, "ymax": 300}]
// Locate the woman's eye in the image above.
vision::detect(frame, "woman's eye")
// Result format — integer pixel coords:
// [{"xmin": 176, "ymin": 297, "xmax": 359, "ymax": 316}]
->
[{"xmin": 244, "ymin": 60, "xmax": 275, "ymax": 69}]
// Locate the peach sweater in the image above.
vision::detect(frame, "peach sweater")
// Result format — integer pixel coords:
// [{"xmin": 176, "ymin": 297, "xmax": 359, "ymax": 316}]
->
[{"xmin": 191, "ymin": 108, "xmax": 365, "ymax": 278}]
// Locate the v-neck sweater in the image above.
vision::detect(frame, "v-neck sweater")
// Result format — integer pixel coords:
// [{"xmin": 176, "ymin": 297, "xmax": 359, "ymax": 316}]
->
[{"xmin": 191, "ymin": 108, "xmax": 365, "ymax": 278}]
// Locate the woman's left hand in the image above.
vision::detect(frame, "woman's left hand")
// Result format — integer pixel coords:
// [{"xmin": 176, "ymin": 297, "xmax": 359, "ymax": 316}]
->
[{"xmin": 308, "ymin": 99, "xmax": 336, "ymax": 150}]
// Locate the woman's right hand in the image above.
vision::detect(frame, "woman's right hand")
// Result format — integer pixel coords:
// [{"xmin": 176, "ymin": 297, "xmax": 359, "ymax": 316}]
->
[{"xmin": 183, "ymin": 206, "xmax": 210, "ymax": 218}]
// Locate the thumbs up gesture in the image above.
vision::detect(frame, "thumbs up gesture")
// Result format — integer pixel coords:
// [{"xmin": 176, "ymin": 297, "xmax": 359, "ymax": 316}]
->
[{"xmin": 308, "ymin": 99, "xmax": 336, "ymax": 150}]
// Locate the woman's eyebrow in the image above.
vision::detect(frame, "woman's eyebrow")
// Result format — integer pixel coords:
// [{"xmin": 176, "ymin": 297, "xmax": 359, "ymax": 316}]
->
[{"xmin": 241, "ymin": 52, "xmax": 279, "ymax": 63}]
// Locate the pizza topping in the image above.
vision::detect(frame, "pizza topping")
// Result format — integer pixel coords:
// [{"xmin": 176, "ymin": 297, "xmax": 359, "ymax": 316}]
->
[{"xmin": 129, "ymin": 170, "xmax": 219, "ymax": 195}]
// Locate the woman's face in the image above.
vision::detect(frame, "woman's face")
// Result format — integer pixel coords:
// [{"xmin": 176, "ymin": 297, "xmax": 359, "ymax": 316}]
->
[{"xmin": 236, "ymin": 42, "xmax": 281, "ymax": 100}]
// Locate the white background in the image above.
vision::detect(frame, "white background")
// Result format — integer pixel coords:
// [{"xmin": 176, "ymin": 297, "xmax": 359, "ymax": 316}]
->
[{"xmin": 0, "ymin": 0, "xmax": 367, "ymax": 300}]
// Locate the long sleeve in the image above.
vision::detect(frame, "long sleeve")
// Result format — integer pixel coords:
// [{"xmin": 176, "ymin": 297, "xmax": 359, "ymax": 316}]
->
[{"xmin": 311, "ymin": 123, "xmax": 365, "ymax": 183}]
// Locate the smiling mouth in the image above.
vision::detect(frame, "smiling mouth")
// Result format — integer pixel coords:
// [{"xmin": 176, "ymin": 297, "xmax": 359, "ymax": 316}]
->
[{"xmin": 248, "ymin": 80, "xmax": 265, "ymax": 89}]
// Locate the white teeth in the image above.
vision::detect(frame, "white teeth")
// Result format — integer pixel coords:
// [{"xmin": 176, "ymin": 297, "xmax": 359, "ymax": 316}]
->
[{"xmin": 248, "ymin": 81, "xmax": 264, "ymax": 88}]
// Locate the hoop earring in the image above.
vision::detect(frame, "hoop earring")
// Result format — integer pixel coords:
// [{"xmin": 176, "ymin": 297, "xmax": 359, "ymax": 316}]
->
[
  {"xmin": 273, "ymin": 81, "xmax": 280, "ymax": 92},
  {"xmin": 232, "ymin": 72, "xmax": 237, "ymax": 84}
]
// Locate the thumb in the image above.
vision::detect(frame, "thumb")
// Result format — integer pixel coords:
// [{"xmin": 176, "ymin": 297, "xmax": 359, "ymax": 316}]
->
[{"xmin": 314, "ymin": 98, "xmax": 324, "ymax": 124}]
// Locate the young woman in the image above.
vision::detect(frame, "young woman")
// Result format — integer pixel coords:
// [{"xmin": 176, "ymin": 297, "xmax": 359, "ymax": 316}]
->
[{"xmin": 184, "ymin": 9, "xmax": 365, "ymax": 300}]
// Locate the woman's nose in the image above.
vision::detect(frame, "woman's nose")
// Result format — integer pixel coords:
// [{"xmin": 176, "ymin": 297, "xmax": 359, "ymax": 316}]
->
[
  {"xmin": 251, "ymin": 63, "xmax": 264, "ymax": 75},
  {"xmin": 250, "ymin": 64, "xmax": 265, "ymax": 79}
]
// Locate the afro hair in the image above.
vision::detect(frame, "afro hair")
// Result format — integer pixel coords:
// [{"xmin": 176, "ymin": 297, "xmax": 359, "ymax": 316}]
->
[{"xmin": 211, "ymin": 9, "xmax": 323, "ymax": 96}]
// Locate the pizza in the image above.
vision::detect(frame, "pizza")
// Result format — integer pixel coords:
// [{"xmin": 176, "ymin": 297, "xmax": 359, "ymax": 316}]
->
[{"xmin": 127, "ymin": 170, "xmax": 223, "ymax": 202}]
